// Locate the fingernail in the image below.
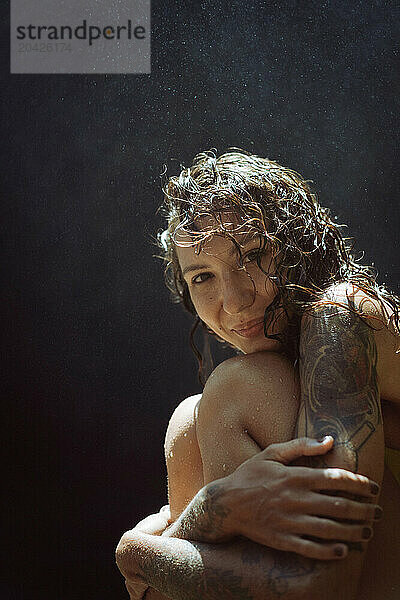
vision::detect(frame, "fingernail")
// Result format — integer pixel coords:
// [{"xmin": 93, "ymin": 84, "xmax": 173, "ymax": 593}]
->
[
  {"xmin": 362, "ymin": 527, "xmax": 373, "ymax": 540},
  {"xmin": 334, "ymin": 545, "xmax": 345, "ymax": 557},
  {"xmin": 317, "ymin": 436, "xmax": 332, "ymax": 443},
  {"xmin": 370, "ymin": 482, "xmax": 380, "ymax": 495},
  {"xmin": 374, "ymin": 507, "xmax": 383, "ymax": 520}
]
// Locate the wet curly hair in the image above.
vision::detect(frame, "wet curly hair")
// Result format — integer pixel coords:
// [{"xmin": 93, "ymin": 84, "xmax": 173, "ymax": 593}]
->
[{"xmin": 156, "ymin": 148, "xmax": 399, "ymax": 381}]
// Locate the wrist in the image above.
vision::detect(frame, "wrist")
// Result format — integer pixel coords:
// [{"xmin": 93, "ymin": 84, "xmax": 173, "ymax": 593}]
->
[
  {"xmin": 202, "ymin": 478, "xmax": 237, "ymax": 541},
  {"xmin": 162, "ymin": 479, "xmax": 236, "ymax": 543}
]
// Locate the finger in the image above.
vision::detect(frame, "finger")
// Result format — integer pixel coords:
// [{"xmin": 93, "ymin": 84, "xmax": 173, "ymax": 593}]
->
[
  {"xmin": 307, "ymin": 468, "xmax": 380, "ymax": 497},
  {"xmin": 306, "ymin": 492, "xmax": 382, "ymax": 522},
  {"xmin": 276, "ymin": 535, "xmax": 349, "ymax": 560},
  {"xmin": 291, "ymin": 516, "xmax": 374, "ymax": 542},
  {"xmin": 260, "ymin": 436, "xmax": 334, "ymax": 464}
]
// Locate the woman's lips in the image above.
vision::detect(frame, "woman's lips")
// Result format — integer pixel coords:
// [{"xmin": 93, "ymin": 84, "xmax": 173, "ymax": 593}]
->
[{"xmin": 232, "ymin": 320, "xmax": 265, "ymax": 338}]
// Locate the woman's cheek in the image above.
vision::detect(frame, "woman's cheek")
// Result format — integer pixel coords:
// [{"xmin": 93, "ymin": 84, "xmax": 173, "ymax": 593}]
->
[
  {"xmin": 255, "ymin": 272, "xmax": 277, "ymax": 298},
  {"xmin": 191, "ymin": 290, "xmax": 217, "ymax": 322}
]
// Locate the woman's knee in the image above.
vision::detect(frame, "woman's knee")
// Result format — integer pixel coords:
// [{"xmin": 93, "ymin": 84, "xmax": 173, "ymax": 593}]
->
[
  {"xmin": 197, "ymin": 351, "xmax": 299, "ymax": 457},
  {"xmin": 200, "ymin": 352, "xmax": 298, "ymax": 421}
]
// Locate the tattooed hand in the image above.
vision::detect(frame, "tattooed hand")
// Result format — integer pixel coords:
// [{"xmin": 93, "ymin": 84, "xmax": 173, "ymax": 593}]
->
[{"xmin": 207, "ymin": 437, "xmax": 382, "ymax": 560}]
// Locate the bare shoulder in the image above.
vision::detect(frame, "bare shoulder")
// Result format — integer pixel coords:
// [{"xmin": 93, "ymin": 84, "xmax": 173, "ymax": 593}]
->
[
  {"xmin": 318, "ymin": 281, "xmax": 400, "ymax": 404},
  {"xmin": 322, "ymin": 281, "xmax": 398, "ymax": 327}
]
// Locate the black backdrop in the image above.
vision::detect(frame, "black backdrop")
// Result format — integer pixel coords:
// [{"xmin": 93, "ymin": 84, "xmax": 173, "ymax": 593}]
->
[{"xmin": 2, "ymin": 1, "xmax": 399, "ymax": 598}]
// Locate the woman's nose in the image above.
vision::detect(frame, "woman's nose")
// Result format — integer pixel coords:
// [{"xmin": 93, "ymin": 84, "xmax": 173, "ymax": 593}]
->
[{"xmin": 221, "ymin": 270, "xmax": 255, "ymax": 315}]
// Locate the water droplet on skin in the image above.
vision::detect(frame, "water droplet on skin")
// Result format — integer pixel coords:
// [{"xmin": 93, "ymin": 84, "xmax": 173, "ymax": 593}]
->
[
  {"xmin": 229, "ymin": 424, "xmax": 233, "ymax": 429},
  {"xmin": 183, "ymin": 432, "xmax": 187, "ymax": 437},
  {"xmin": 222, "ymin": 463, "xmax": 227, "ymax": 470},
  {"xmin": 244, "ymin": 429, "xmax": 248, "ymax": 434},
  {"xmin": 279, "ymin": 377, "xmax": 283, "ymax": 383},
  {"xmin": 169, "ymin": 451, "xmax": 173, "ymax": 458}
]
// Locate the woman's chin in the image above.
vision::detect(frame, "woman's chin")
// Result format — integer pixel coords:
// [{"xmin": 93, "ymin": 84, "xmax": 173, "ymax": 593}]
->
[{"xmin": 237, "ymin": 336, "xmax": 283, "ymax": 355}]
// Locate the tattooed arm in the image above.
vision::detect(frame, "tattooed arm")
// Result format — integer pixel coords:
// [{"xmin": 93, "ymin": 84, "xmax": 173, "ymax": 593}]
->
[
  {"xmin": 293, "ymin": 289, "xmax": 385, "ymax": 595},
  {"xmin": 297, "ymin": 294, "xmax": 384, "ymax": 474},
  {"xmin": 117, "ymin": 505, "xmax": 325, "ymax": 600},
  {"xmin": 117, "ymin": 445, "xmax": 378, "ymax": 600},
  {"xmin": 117, "ymin": 470, "xmax": 371, "ymax": 600}
]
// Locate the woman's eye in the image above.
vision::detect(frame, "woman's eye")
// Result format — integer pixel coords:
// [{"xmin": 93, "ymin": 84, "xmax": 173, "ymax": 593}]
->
[
  {"xmin": 191, "ymin": 272, "xmax": 212, "ymax": 285},
  {"xmin": 243, "ymin": 250, "xmax": 260, "ymax": 263}
]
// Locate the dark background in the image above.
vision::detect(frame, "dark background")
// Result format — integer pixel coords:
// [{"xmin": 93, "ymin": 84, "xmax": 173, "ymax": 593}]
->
[{"xmin": 2, "ymin": 1, "xmax": 399, "ymax": 598}]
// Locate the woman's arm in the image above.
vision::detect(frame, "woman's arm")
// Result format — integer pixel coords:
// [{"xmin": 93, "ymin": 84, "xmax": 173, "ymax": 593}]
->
[
  {"xmin": 117, "ymin": 437, "xmax": 380, "ymax": 600},
  {"xmin": 297, "ymin": 295, "xmax": 384, "ymax": 476},
  {"xmin": 292, "ymin": 292, "xmax": 385, "ymax": 596},
  {"xmin": 121, "ymin": 506, "xmax": 173, "ymax": 600},
  {"xmin": 117, "ymin": 527, "xmax": 331, "ymax": 600}
]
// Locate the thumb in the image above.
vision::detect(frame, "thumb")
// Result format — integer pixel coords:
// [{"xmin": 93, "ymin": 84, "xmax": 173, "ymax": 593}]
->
[{"xmin": 260, "ymin": 436, "xmax": 334, "ymax": 464}]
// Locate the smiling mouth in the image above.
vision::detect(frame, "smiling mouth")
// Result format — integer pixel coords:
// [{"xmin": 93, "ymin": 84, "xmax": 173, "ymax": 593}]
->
[{"xmin": 232, "ymin": 319, "xmax": 265, "ymax": 338}]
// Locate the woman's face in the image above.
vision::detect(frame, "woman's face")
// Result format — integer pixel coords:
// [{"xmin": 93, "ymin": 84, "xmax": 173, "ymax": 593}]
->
[{"xmin": 176, "ymin": 228, "xmax": 287, "ymax": 354}]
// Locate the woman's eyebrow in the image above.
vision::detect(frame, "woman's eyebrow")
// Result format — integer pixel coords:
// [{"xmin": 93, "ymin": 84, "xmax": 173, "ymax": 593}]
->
[{"xmin": 181, "ymin": 263, "xmax": 210, "ymax": 277}]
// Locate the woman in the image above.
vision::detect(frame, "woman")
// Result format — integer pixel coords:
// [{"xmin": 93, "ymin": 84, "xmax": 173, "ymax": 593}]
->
[{"xmin": 116, "ymin": 150, "xmax": 400, "ymax": 599}]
